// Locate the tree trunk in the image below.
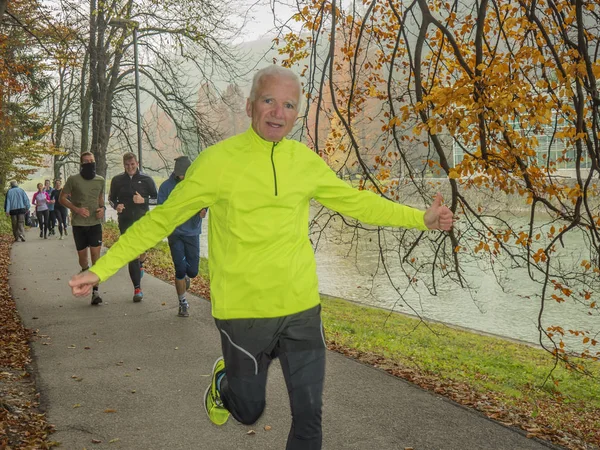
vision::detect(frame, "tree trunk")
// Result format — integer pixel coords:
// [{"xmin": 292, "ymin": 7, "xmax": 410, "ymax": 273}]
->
[
  {"xmin": 89, "ymin": 0, "xmax": 111, "ymax": 178},
  {"xmin": 0, "ymin": 0, "xmax": 8, "ymax": 19},
  {"xmin": 81, "ymin": 52, "xmax": 91, "ymax": 156}
]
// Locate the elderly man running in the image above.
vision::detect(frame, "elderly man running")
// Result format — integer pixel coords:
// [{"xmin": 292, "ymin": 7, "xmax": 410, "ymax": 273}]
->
[{"xmin": 68, "ymin": 65, "xmax": 453, "ymax": 450}]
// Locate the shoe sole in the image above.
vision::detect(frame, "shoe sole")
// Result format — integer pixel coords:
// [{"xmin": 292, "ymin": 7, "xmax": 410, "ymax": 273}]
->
[
  {"xmin": 133, "ymin": 296, "xmax": 143, "ymax": 303},
  {"xmin": 211, "ymin": 357, "xmax": 224, "ymax": 377},
  {"xmin": 203, "ymin": 383, "xmax": 229, "ymax": 426},
  {"xmin": 204, "ymin": 357, "xmax": 228, "ymax": 425},
  {"xmin": 203, "ymin": 384, "xmax": 211, "ymax": 418}
]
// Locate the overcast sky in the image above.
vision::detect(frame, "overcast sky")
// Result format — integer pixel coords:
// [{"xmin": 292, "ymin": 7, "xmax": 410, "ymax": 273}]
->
[{"xmin": 235, "ymin": 0, "xmax": 300, "ymax": 42}]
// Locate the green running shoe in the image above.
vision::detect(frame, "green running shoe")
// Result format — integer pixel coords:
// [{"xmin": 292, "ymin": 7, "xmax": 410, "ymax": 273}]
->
[{"xmin": 204, "ymin": 357, "xmax": 230, "ymax": 425}]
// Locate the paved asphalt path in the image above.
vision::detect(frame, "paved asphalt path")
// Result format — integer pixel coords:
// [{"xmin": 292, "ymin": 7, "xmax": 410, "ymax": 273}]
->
[{"xmin": 9, "ymin": 227, "xmax": 561, "ymax": 449}]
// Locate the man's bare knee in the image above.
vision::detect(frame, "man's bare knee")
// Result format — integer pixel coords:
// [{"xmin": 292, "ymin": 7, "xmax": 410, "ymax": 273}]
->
[{"xmin": 90, "ymin": 246, "xmax": 102, "ymax": 264}]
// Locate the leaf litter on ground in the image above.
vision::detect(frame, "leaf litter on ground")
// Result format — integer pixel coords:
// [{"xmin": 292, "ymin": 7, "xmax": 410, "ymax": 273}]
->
[{"xmin": 0, "ymin": 234, "xmax": 56, "ymax": 448}]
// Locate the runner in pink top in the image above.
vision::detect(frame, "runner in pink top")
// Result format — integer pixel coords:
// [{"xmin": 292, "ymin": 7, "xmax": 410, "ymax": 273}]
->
[{"xmin": 32, "ymin": 182, "xmax": 53, "ymax": 239}]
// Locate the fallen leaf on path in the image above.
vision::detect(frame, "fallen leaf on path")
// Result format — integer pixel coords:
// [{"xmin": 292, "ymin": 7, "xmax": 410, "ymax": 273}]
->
[
  {"xmin": 104, "ymin": 409, "xmax": 117, "ymax": 413},
  {"xmin": 92, "ymin": 438, "xmax": 102, "ymax": 443},
  {"xmin": 246, "ymin": 430, "xmax": 256, "ymax": 435},
  {"xmin": 264, "ymin": 425, "xmax": 272, "ymax": 431}
]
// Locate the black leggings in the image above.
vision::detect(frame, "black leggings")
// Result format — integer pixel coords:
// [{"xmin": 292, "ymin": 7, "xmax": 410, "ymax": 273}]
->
[
  {"xmin": 36, "ymin": 210, "xmax": 50, "ymax": 236},
  {"xmin": 119, "ymin": 219, "xmax": 142, "ymax": 289},
  {"xmin": 54, "ymin": 207, "xmax": 68, "ymax": 235},
  {"xmin": 215, "ymin": 305, "xmax": 326, "ymax": 450},
  {"xmin": 48, "ymin": 210, "xmax": 56, "ymax": 230}
]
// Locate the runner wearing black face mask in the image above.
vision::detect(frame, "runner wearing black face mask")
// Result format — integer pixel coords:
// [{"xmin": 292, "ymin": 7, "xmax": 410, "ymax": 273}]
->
[{"xmin": 59, "ymin": 152, "xmax": 107, "ymax": 305}]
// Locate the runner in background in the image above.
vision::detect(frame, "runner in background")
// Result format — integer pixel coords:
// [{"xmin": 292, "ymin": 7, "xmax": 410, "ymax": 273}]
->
[
  {"xmin": 108, "ymin": 152, "xmax": 157, "ymax": 303},
  {"xmin": 51, "ymin": 179, "xmax": 69, "ymax": 239},
  {"xmin": 60, "ymin": 152, "xmax": 106, "ymax": 305},
  {"xmin": 158, "ymin": 156, "xmax": 207, "ymax": 317},
  {"xmin": 43, "ymin": 179, "xmax": 56, "ymax": 236},
  {"xmin": 32, "ymin": 183, "xmax": 51, "ymax": 239}
]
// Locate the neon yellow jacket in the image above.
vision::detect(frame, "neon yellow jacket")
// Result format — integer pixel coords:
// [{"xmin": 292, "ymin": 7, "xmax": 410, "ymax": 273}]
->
[{"xmin": 90, "ymin": 127, "xmax": 428, "ymax": 319}]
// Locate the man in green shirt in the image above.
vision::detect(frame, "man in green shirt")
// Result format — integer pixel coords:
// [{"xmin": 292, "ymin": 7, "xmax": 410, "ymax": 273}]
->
[
  {"xmin": 68, "ymin": 66, "xmax": 454, "ymax": 449},
  {"xmin": 60, "ymin": 151, "xmax": 106, "ymax": 305}
]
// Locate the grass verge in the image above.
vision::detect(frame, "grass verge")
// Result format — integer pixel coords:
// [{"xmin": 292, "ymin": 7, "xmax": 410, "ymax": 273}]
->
[
  {"xmin": 322, "ymin": 296, "xmax": 599, "ymax": 449},
  {"xmin": 103, "ymin": 220, "xmax": 600, "ymax": 450}
]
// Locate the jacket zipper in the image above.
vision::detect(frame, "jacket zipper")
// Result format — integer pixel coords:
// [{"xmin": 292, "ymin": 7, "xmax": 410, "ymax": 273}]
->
[{"xmin": 271, "ymin": 142, "xmax": 278, "ymax": 196}]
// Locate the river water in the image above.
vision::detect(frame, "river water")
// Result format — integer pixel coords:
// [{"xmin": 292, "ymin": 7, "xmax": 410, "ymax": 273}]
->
[{"xmin": 309, "ymin": 214, "xmax": 598, "ymax": 352}]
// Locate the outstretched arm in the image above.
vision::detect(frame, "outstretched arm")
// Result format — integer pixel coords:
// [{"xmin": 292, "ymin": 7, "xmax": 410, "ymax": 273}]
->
[{"xmin": 310, "ymin": 149, "xmax": 454, "ymax": 231}]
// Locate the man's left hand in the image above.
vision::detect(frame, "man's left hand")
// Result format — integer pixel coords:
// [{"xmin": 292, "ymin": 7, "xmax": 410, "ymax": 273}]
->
[
  {"xmin": 423, "ymin": 193, "xmax": 454, "ymax": 231},
  {"xmin": 95, "ymin": 207, "xmax": 105, "ymax": 219}
]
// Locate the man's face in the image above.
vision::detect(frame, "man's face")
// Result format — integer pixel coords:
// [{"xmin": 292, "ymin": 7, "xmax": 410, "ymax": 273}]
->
[
  {"xmin": 246, "ymin": 74, "xmax": 300, "ymax": 143},
  {"xmin": 44, "ymin": 180, "xmax": 50, "ymax": 188},
  {"xmin": 124, "ymin": 158, "xmax": 138, "ymax": 176},
  {"xmin": 81, "ymin": 154, "xmax": 95, "ymax": 165},
  {"xmin": 54, "ymin": 180, "xmax": 62, "ymax": 189}
]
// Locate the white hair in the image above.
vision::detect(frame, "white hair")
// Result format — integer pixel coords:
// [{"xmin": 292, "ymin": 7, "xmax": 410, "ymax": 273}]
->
[{"xmin": 249, "ymin": 66, "xmax": 302, "ymax": 108}]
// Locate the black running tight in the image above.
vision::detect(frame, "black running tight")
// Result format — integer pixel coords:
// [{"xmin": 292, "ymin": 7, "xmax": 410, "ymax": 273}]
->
[
  {"xmin": 54, "ymin": 207, "xmax": 68, "ymax": 235},
  {"xmin": 36, "ymin": 210, "xmax": 49, "ymax": 236}
]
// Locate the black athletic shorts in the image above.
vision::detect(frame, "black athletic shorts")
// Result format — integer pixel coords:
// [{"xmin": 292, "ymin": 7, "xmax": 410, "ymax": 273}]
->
[{"xmin": 72, "ymin": 224, "xmax": 103, "ymax": 251}]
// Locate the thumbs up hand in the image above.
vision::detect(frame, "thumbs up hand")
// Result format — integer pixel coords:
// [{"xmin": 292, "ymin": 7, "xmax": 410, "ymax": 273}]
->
[
  {"xmin": 133, "ymin": 191, "xmax": 145, "ymax": 204},
  {"xmin": 424, "ymin": 193, "xmax": 454, "ymax": 231}
]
